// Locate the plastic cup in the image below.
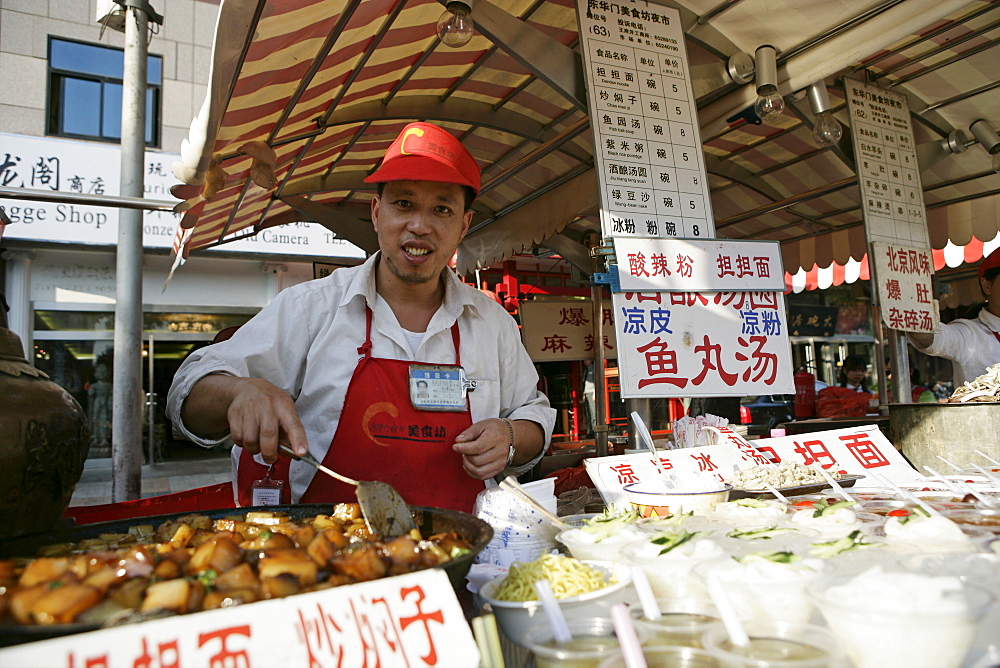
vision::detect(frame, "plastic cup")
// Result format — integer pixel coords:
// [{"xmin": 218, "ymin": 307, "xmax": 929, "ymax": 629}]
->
[
  {"xmin": 621, "ymin": 540, "xmax": 724, "ymax": 608},
  {"xmin": 525, "ymin": 617, "xmax": 648, "ymax": 668},
  {"xmin": 600, "ymin": 645, "xmax": 721, "ymax": 668},
  {"xmin": 702, "ymin": 621, "xmax": 843, "ymax": 668},
  {"xmin": 807, "ymin": 575, "xmax": 994, "ymax": 668},
  {"xmin": 692, "ymin": 558, "xmax": 825, "ymax": 625},
  {"xmin": 632, "ymin": 606, "xmax": 720, "ymax": 649}
]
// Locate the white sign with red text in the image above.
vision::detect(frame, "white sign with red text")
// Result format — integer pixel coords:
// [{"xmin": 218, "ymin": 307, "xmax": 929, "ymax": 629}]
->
[
  {"xmin": 612, "ymin": 290, "xmax": 794, "ymax": 398},
  {"xmin": 519, "ymin": 299, "xmax": 618, "ymax": 361},
  {"xmin": 871, "ymin": 241, "xmax": 939, "ymax": 333},
  {"xmin": 614, "ymin": 238, "xmax": 784, "ymax": 292},
  {"xmin": 0, "ymin": 569, "xmax": 479, "ymax": 668},
  {"xmin": 586, "ymin": 425, "xmax": 919, "ymax": 510}
]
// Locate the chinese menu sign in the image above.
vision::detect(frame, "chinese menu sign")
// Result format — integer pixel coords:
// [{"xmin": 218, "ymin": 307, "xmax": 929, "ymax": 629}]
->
[
  {"xmin": 614, "ymin": 238, "xmax": 785, "ymax": 292},
  {"xmin": 586, "ymin": 425, "xmax": 921, "ymax": 510},
  {"xmin": 611, "ymin": 290, "xmax": 794, "ymax": 398},
  {"xmin": 519, "ymin": 299, "xmax": 618, "ymax": 361},
  {"xmin": 576, "ymin": 1, "xmax": 715, "ymax": 240},
  {"xmin": 845, "ymin": 81, "xmax": 928, "ymax": 249},
  {"xmin": 0, "ymin": 570, "xmax": 479, "ymax": 668},
  {"xmin": 871, "ymin": 241, "xmax": 939, "ymax": 333}
]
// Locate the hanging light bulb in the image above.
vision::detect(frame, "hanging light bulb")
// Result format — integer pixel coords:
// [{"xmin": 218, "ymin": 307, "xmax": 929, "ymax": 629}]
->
[
  {"xmin": 806, "ymin": 81, "xmax": 842, "ymax": 147},
  {"xmin": 753, "ymin": 45, "xmax": 784, "ymax": 122},
  {"xmin": 437, "ymin": 1, "xmax": 474, "ymax": 48}
]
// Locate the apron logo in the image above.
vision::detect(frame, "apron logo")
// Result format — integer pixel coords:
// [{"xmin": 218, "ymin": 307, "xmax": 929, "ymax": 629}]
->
[{"xmin": 362, "ymin": 401, "xmax": 400, "ymax": 447}]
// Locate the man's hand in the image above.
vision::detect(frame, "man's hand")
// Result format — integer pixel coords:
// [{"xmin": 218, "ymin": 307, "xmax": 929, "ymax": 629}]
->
[
  {"xmin": 181, "ymin": 375, "xmax": 308, "ymax": 464},
  {"xmin": 452, "ymin": 418, "xmax": 512, "ymax": 480}
]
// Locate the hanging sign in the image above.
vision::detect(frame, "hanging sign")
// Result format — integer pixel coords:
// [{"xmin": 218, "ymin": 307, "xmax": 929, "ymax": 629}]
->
[
  {"xmin": 519, "ymin": 299, "xmax": 618, "ymax": 361},
  {"xmin": 575, "ymin": 1, "xmax": 715, "ymax": 240},
  {"xmin": 614, "ymin": 238, "xmax": 785, "ymax": 292},
  {"xmin": 586, "ymin": 424, "xmax": 920, "ymax": 510},
  {"xmin": 0, "ymin": 569, "xmax": 479, "ymax": 668},
  {"xmin": 611, "ymin": 290, "xmax": 794, "ymax": 398},
  {"xmin": 870, "ymin": 241, "xmax": 938, "ymax": 333}
]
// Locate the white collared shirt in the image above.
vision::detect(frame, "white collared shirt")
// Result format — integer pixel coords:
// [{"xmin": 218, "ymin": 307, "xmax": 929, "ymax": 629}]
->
[
  {"xmin": 916, "ymin": 308, "xmax": 1000, "ymax": 386},
  {"xmin": 166, "ymin": 253, "xmax": 556, "ymax": 501}
]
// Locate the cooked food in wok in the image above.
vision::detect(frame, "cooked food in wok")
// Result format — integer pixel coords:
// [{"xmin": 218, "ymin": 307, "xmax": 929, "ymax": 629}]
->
[{"xmin": 0, "ymin": 504, "xmax": 473, "ymax": 627}]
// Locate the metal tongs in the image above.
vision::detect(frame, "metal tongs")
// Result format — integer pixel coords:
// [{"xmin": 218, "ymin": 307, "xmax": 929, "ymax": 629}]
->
[{"xmin": 278, "ymin": 444, "xmax": 416, "ymax": 537}]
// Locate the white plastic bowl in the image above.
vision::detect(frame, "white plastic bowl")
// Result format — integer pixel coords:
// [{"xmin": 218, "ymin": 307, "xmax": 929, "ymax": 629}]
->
[
  {"xmin": 477, "ymin": 560, "xmax": 633, "ymax": 647},
  {"xmin": 556, "ymin": 524, "xmax": 650, "ymax": 562},
  {"xmin": 623, "ymin": 482, "xmax": 731, "ymax": 517}
]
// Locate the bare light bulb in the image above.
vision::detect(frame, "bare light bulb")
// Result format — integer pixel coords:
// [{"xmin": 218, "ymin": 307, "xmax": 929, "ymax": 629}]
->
[
  {"xmin": 813, "ymin": 111, "xmax": 843, "ymax": 147},
  {"xmin": 437, "ymin": 2, "xmax": 474, "ymax": 48},
  {"xmin": 754, "ymin": 86, "xmax": 785, "ymax": 122}
]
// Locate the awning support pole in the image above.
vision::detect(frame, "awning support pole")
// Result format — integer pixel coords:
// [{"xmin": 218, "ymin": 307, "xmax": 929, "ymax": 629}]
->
[{"xmin": 112, "ymin": 3, "xmax": 150, "ymax": 502}]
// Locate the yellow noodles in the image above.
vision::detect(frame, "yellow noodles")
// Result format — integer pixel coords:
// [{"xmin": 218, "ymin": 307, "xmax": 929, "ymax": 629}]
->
[{"xmin": 491, "ymin": 553, "xmax": 612, "ymax": 602}]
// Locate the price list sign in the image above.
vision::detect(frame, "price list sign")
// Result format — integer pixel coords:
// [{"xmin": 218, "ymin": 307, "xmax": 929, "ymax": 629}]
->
[
  {"xmin": 845, "ymin": 80, "xmax": 928, "ymax": 249},
  {"xmin": 576, "ymin": 1, "xmax": 715, "ymax": 240}
]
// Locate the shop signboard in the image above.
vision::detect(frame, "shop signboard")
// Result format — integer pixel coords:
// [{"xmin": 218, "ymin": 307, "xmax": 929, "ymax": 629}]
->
[
  {"xmin": 614, "ymin": 238, "xmax": 784, "ymax": 292},
  {"xmin": 519, "ymin": 299, "xmax": 618, "ymax": 361},
  {"xmin": 0, "ymin": 569, "xmax": 479, "ymax": 668},
  {"xmin": 0, "ymin": 133, "xmax": 365, "ymax": 259},
  {"xmin": 611, "ymin": 290, "xmax": 794, "ymax": 398},
  {"xmin": 788, "ymin": 304, "xmax": 839, "ymax": 337},
  {"xmin": 845, "ymin": 81, "xmax": 936, "ymax": 332},
  {"xmin": 585, "ymin": 424, "xmax": 921, "ymax": 510},
  {"xmin": 870, "ymin": 241, "xmax": 938, "ymax": 334},
  {"xmin": 575, "ymin": 1, "xmax": 715, "ymax": 240}
]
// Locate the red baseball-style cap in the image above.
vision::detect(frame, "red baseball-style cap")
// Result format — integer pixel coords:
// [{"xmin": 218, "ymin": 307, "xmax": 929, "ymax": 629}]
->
[
  {"xmin": 980, "ymin": 246, "xmax": 1000, "ymax": 281},
  {"xmin": 364, "ymin": 122, "xmax": 480, "ymax": 196}
]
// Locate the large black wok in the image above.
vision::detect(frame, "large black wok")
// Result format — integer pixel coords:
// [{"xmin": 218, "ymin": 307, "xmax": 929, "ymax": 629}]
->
[{"xmin": 0, "ymin": 503, "xmax": 492, "ymax": 646}]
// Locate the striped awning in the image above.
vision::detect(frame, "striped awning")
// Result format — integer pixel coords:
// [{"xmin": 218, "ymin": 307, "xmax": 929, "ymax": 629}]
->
[{"xmin": 169, "ymin": 0, "xmax": 1000, "ymax": 280}]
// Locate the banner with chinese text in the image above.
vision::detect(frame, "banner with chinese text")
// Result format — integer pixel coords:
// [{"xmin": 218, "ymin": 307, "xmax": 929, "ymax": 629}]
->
[
  {"xmin": 586, "ymin": 425, "xmax": 920, "ymax": 510},
  {"xmin": 611, "ymin": 290, "xmax": 794, "ymax": 397},
  {"xmin": 871, "ymin": 241, "xmax": 939, "ymax": 333},
  {"xmin": 576, "ymin": 1, "xmax": 715, "ymax": 240},
  {"xmin": 0, "ymin": 569, "xmax": 478, "ymax": 668},
  {"xmin": 614, "ymin": 238, "xmax": 784, "ymax": 292},
  {"xmin": 519, "ymin": 299, "xmax": 618, "ymax": 361}
]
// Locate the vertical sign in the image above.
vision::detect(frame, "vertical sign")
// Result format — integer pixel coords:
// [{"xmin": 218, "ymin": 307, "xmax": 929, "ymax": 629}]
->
[
  {"xmin": 519, "ymin": 300, "xmax": 618, "ymax": 361},
  {"xmin": 576, "ymin": 1, "xmax": 715, "ymax": 240},
  {"xmin": 845, "ymin": 81, "xmax": 935, "ymax": 333},
  {"xmin": 871, "ymin": 241, "xmax": 937, "ymax": 333},
  {"xmin": 611, "ymin": 290, "xmax": 794, "ymax": 397}
]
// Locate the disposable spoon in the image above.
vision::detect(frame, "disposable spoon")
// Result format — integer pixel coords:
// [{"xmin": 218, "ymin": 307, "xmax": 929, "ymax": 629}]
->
[
  {"xmin": 971, "ymin": 463, "xmax": 1000, "ymax": 488},
  {"xmin": 923, "ymin": 465, "xmax": 962, "ymax": 496},
  {"xmin": 705, "ymin": 574, "xmax": 749, "ymax": 647},
  {"xmin": 632, "ymin": 411, "xmax": 665, "ymax": 477},
  {"xmin": 534, "ymin": 579, "xmax": 572, "ymax": 644},
  {"xmin": 927, "ymin": 465, "xmax": 995, "ymax": 508},
  {"xmin": 869, "ymin": 471, "xmax": 941, "ymax": 516},
  {"xmin": 974, "ymin": 450, "xmax": 1000, "ymax": 466},
  {"xmin": 818, "ymin": 467, "xmax": 855, "ymax": 504},
  {"xmin": 936, "ymin": 455, "xmax": 966, "ymax": 474},
  {"xmin": 610, "ymin": 602, "xmax": 648, "ymax": 668},
  {"xmin": 763, "ymin": 482, "xmax": 788, "ymax": 504},
  {"xmin": 630, "ymin": 565, "xmax": 662, "ymax": 621}
]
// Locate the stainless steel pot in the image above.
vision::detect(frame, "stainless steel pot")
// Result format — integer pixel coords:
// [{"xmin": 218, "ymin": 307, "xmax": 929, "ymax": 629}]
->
[{"xmin": 889, "ymin": 402, "xmax": 1000, "ymax": 473}]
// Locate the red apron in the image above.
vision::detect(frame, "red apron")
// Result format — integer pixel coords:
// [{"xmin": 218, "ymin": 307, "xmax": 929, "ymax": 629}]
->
[{"xmin": 237, "ymin": 307, "xmax": 482, "ymax": 512}]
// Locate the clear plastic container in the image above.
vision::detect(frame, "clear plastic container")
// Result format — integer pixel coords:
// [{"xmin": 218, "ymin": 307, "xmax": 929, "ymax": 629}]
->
[{"xmin": 702, "ymin": 621, "xmax": 843, "ymax": 668}]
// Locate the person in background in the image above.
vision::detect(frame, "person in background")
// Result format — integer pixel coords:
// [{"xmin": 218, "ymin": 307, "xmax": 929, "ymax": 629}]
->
[
  {"xmin": 837, "ymin": 355, "xmax": 870, "ymax": 393},
  {"xmin": 909, "ymin": 369, "xmax": 936, "ymax": 403},
  {"xmin": 906, "ymin": 247, "xmax": 1000, "ymax": 386},
  {"xmin": 166, "ymin": 122, "xmax": 556, "ymax": 512}
]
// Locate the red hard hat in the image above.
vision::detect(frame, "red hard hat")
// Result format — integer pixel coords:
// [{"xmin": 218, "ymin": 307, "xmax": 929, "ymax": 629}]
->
[
  {"xmin": 979, "ymin": 246, "xmax": 1000, "ymax": 281},
  {"xmin": 364, "ymin": 122, "xmax": 480, "ymax": 196}
]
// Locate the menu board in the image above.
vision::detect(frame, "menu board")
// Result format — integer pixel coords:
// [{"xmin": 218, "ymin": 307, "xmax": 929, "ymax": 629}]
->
[
  {"xmin": 576, "ymin": 1, "xmax": 715, "ymax": 240},
  {"xmin": 519, "ymin": 299, "xmax": 618, "ymax": 361},
  {"xmin": 845, "ymin": 81, "xmax": 928, "ymax": 249},
  {"xmin": 871, "ymin": 241, "xmax": 939, "ymax": 333},
  {"xmin": 610, "ymin": 290, "xmax": 794, "ymax": 398}
]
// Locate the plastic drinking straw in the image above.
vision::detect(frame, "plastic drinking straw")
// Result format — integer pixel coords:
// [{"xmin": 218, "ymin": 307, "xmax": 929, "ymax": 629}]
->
[
  {"xmin": 533, "ymin": 579, "xmax": 572, "ymax": 644},
  {"xmin": 630, "ymin": 565, "xmax": 662, "ymax": 621},
  {"xmin": 471, "ymin": 614, "xmax": 505, "ymax": 668},
  {"xmin": 610, "ymin": 602, "xmax": 647, "ymax": 668},
  {"xmin": 763, "ymin": 482, "xmax": 788, "ymax": 504},
  {"xmin": 869, "ymin": 471, "xmax": 941, "ymax": 516},
  {"xmin": 818, "ymin": 467, "xmax": 855, "ymax": 504},
  {"xmin": 975, "ymin": 450, "xmax": 1000, "ymax": 466},
  {"xmin": 971, "ymin": 463, "xmax": 1000, "ymax": 488},
  {"xmin": 923, "ymin": 465, "xmax": 962, "ymax": 496},
  {"xmin": 632, "ymin": 411, "xmax": 665, "ymax": 477},
  {"xmin": 926, "ymin": 465, "xmax": 995, "ymax": 507},
  {"xmin": 705, "ymin": 574, "xmax": 749, "ymax": 647},
  {"xmin": 936, "ymin": 455, "xmax": 965, "ymax": 473}
]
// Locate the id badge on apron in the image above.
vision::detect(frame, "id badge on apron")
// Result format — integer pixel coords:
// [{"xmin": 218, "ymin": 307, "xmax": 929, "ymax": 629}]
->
[
  {"xmin": 251, "ymin": 465, "xmax": 285, "ymax": 506},
  {"xmin": 408, "ymin": 364, "xmax": 476, "ymax": 411}
]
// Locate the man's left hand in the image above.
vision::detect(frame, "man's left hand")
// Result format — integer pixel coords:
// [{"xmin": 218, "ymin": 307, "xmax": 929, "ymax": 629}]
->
[{"xmin": 452, "ymin": 418, "xmax": 510, "ymax": 480}]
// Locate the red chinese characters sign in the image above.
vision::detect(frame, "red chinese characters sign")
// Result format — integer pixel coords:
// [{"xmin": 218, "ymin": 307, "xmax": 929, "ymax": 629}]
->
[
  {"xmin": 611, "ymin": 290, "xmax": 793, "ymax": 397},
  {"xmin": 519, "ymin": 299, "xmax": 618, "ymax": 361},
  {"xmin": 0, "ymin": 570, "xmax": 479, "ymax": 668},
  {"xmin": 614, "ymin": 238, "xmax": 785, "ymax": 292},
  {"xmin": 871, "ymin": 241, "xmax": 938, "ymax": 334}
]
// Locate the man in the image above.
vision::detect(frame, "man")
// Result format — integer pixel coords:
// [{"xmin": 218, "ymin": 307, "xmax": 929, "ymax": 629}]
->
[
  {"xmin": 166, "ymin": 122, "xmax": 555, "ymax": 512},
  {"xmin": 907, "ymin": 247, "xmax": 1000, "ymax": 386}
]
